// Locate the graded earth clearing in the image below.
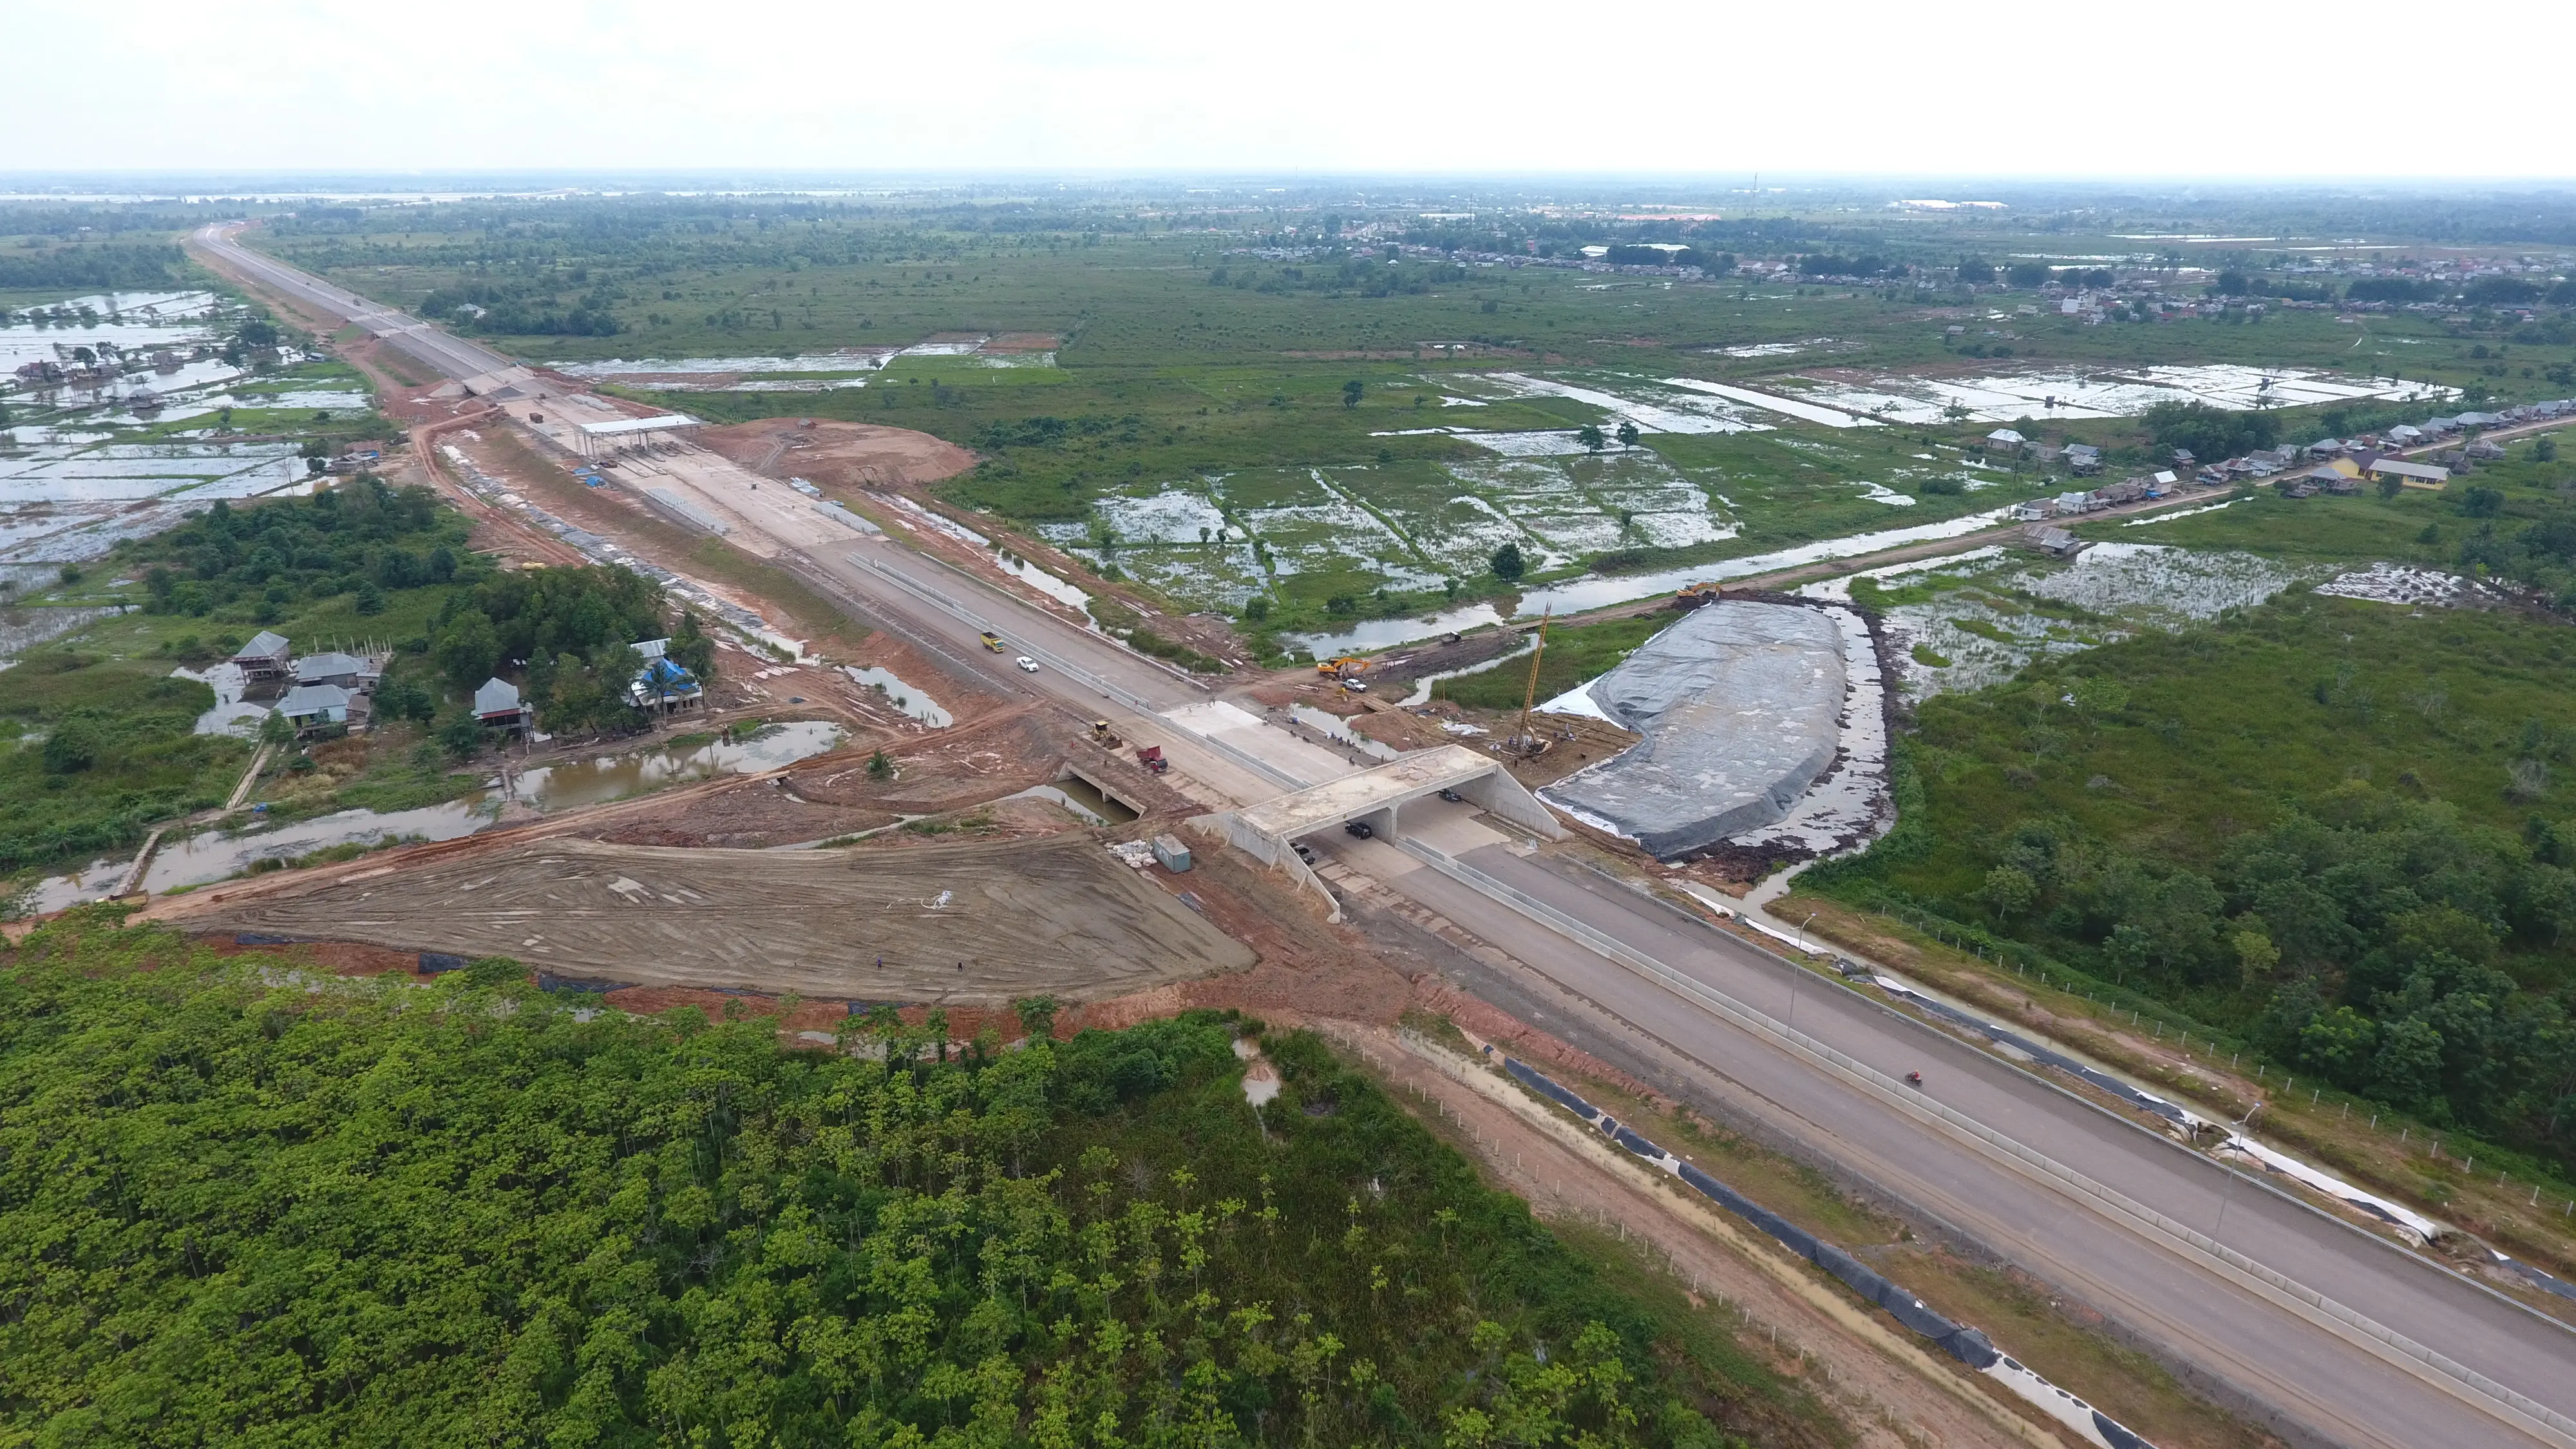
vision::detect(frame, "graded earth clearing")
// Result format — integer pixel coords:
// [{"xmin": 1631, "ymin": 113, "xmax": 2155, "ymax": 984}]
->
[
  {"xmin": 177, "ymin": 834, "xmax": 1253, "ymax": 1003},
  {"xmin": 698, "ymin": 418, "xmax": 976, "ymax": 491}
]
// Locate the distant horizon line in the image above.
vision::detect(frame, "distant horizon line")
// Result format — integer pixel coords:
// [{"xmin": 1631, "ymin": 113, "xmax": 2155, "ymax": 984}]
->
[{"xmin": 6, "ymin": 168, "xmax": 2576, "ymax": 192}]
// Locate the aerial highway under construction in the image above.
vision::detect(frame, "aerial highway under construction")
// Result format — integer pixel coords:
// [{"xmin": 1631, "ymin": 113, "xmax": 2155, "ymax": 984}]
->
[{"xmin": 189, "ymin": 224, "xmax": 2576, "ymax": 1449}]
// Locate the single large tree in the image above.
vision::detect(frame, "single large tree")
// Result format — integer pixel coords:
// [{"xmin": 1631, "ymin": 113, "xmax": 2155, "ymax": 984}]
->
[
  {"xmin": 1342, "ymin": 379, "xmax": 1365, "ymax": 410},
  {"xmin": 1490, "ymin": 542, "xmax": 1526, "ymax": 582}
]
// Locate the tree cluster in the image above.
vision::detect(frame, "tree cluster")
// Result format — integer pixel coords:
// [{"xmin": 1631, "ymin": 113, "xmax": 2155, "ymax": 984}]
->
[
  {"xmin": 0, "ymin": 241, "xmax": 188, "ymax": 290},
  {"xmin": 1973, "ymin": 786, "xmax": 2576, "ymax": 1147},
  {"xmin": 417, "ymin": 280, "xmax": 623, "ymax": 336},
  {"xmin": 0, "ymin": 920, "xmax": 1763, "ymax": 1449},
  {"xmin": 126, "ymin": 478, "xmax": 464, "ymax": 624},
  {"xmin": 428, "ymin": 564, "xmax": 700, "ymax": 732},
  {"xmin": 2139, "ymin": 400, "xmax": 2280, "ymax": 462}
]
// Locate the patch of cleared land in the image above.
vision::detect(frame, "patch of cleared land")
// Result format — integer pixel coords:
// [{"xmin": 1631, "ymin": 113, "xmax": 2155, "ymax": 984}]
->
[{"xmin": 182, "ymin": 834, "xmax": 1253, "ymax": 1002}]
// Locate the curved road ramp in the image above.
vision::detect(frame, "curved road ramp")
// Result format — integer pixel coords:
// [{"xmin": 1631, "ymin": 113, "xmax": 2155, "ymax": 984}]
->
[
  {"xmin": 178, "ymin": 835, "xmax": 1251, "ymax": 1002},
  {"xmin": 1542, "ymin": 600, "xmax": 1844, "ymax": 857}
]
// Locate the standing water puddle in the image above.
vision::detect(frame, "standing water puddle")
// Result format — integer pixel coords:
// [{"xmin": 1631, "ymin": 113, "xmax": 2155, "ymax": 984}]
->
[
  {"xmin": 502, "ymin": 720, "xmax": 847, "ymax": 811},
  {"xmin": 1001, "ymin": 779, "xmax": 1141, "ymax": 826},
  {"xmin": 841, "ymin": 666, "xmax": 951, "ymax": 726},
  {"xmin": 19, "ymin": 721, "xmax": 848, "ymax": 914}
]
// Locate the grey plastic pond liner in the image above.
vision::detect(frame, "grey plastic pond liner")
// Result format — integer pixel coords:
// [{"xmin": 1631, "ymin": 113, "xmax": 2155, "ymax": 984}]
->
[{"xmin": 1542, "ymin": 601, "xmax": 1844, "ymax": 858}]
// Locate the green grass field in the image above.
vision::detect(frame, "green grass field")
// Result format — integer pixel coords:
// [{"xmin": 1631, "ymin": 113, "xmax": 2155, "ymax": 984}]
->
[
  {"xmin": 1815, "ymin": 584, "xmax": 2576, "ymax": 1168},
  {"xmin": 227, "ymin": 200, "xmax": 2568, "ymax": 634}
]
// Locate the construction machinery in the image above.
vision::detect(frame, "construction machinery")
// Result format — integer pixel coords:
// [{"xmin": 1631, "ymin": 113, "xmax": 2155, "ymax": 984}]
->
[
  {"xmin": 978, "ymin": 630, "xmax": 1007, "ymax": 652},
  {"xmin": 1314, "ymin": 655, "xmax": 1367, "ymax": 679},
  {"xmin": 1135, "ymin": 744, "xmax": 1169, "ymax": 774},
  {"xmin": 1089, "ymin": 720, "xmax": 1123, "ymax": 750},
  {"xmin": 1501, "ymin": 610, "xmax": 1554, "ymax": 757},
  {"xmin": 1673, "ymin": 582, "xmax": 1725, "ymax": 609}
]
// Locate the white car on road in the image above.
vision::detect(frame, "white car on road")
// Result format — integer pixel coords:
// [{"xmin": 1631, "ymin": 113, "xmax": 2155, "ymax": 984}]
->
[{"xmin": 1015, "ymin": 656, "xmax": 1040, "ymax": 673}]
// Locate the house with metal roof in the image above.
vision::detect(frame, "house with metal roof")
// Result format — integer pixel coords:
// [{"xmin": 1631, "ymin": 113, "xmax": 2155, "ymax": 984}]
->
[
  {"xmin": 2365, "ymin": 458, "xmax": 2451, "ymax": 489},
  {"xmin": 627, "ymin": 657, "xmax": 703, "ymax": 712},
  {"xmin": 278, "ymin": 683, "xmax": 354, "ymax": 734},
  {"xmin": 291, "ymin": 650, "xmax": 377, "ymax": 690},
  {"xmin": 232, "ymin": 630, "xmax": 291, "ymax": 679},
  {"xmin": 474, "ymin": 677, "xmax": 529, "ymax": 732}
]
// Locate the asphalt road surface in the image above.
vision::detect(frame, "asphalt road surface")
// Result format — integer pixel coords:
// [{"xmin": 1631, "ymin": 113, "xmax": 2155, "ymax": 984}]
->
[{"xmin": 207, "ymin": 236, "xmax": 2576, "ymax": 1448}]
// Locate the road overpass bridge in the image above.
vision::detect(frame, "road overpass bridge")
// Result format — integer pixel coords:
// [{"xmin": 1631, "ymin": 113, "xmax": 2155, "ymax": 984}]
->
[{"xmin": 1196, "ymin": 744, "xmax": 1561, "ymax": 889}]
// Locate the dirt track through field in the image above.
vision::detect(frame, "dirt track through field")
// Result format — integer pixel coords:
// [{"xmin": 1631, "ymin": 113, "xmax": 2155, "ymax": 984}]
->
[{"xmin": 190, "ymin": 835, "xmax": 1252, "ymax": 1003}]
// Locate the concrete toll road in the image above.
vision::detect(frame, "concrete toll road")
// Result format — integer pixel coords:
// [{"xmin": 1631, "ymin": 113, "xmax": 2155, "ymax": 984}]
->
[
  {"xmin": 810, "ymin": 515, "xmax": 2576, "ymax": 1446},
  {"xmin": 196, "ymin": 235, "xmax": 2576, "ymax": 1448},
  {"xmin": 838, "ymin": 545, "xmax": 2576, "ymax": 1447},
  {"xmin": 193, "ymin": 223, "xmax": 522, "ymax": 384},
  {"xmin": 1336, "ymin": 828, "xmax": 2576, "ymax": 1449}
]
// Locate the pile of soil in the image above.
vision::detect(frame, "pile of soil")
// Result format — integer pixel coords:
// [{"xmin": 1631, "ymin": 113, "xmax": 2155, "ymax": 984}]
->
[{"xmin": 699, "ymin": 419, "xmax": 974, "ymax": 491}]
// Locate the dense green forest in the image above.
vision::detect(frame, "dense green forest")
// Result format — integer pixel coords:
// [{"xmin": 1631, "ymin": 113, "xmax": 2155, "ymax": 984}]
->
[
  {"xmin": 0, "ymin": 240, "xmax": 191, "ymax": 292},
  {"xmin": 129, "ymin": 478, "xmax": 467, "ymax": 625},
  {"xmin": 427, "ymin": 564, "xmax": 715, "ymax": 732},
  {"xmin": 1814, "ymin": 589, "xmax": 2576, "ymax": 1168},
  {"xmin": 0, "ymin": 915, "xmax": 1797, "ymax": 1448}
]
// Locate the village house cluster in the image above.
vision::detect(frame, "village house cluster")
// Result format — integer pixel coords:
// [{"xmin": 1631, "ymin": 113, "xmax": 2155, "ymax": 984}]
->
[
  {"xmin": 228, "ymin": 630, "xmax": 702, "ymax": 741},
  {"xmin": 2002, "ymin": 398, "xmax": 2571, "ymax": 522}
]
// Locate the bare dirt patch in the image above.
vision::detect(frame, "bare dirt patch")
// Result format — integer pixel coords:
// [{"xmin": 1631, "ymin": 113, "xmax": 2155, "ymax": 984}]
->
[
  {"xmin": 200, "ymin": 935, "xmax": 425, "ymax": 978},
  {"xmin": 180, "ymin": 833, "xmax": 1255, "ymax": 1005},
  {"xmin": 701, "ymin": 419, "xmax": 976, "ymax": 491}
]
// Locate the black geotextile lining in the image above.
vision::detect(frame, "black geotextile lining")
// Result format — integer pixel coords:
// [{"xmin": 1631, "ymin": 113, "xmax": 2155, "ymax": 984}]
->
[
  {"xmin": 1501, "ymin": 1052, "xmax": 2180, "ymax": 1446},
  {"xmin": 1508, "ymin": 1056, "xmax": 1999, "ymax": 1370},
  {"xmin": 1879, "ymin": 981, "xmax": 2189, "ymax": 1127}
]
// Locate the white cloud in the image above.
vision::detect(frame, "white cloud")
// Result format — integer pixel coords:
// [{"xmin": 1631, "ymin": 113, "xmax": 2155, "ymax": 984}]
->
[{"xmin": 11, "ymin": 0, "xmax": 2574, "ymax": 178}]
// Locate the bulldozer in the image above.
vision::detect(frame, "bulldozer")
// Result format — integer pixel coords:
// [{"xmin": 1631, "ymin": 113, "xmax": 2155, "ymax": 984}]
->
[{"xmin": 1089, "ymin": 719, "xmax": 1123, "ymax": 750}]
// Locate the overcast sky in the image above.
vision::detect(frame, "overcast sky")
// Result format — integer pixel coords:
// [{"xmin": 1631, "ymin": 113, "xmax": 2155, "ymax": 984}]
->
[{"xmin": 17, "ymin": 0, "xmax": 2574, "ymax": 182}]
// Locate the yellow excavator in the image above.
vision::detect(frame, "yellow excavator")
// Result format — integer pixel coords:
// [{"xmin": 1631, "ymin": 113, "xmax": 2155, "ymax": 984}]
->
[
  {"xmin": 1672, "ymin": 582, "xmax": 1725, "ymax": 610},
  {"xmin": 1314, "ymin": 655, "xmax": 1368, "ymax": 679}
]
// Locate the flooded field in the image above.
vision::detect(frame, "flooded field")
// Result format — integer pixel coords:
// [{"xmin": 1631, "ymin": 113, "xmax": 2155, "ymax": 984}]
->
[
  {"xmin": 1766, "ymin": 363, "xmax": 2456, "ymax": 426},
  {"xmin": 1804, "ymin": 542, "xmax": 2321, "ymax": 696},
  {"xmin": 21, "ymin": 721, "xmax": 848, "ymax": 914},
  {"xmin": 0, "ymin": 290, "xmax": 225, "ymax": 372},
  {"xmin": 3, "ymin": 287, "xmax": 367, "ymax": 565},
  {"xmin": 1052, "ymin": 448, "xmax": 1741, "ymax": 615},
  {"xmin": 554, "ymin": 337, "xmax": 1052, "ymax": 392},
  {"xmin": 841, "ymin": 665, "xmax": 952, "ymax": 726}
]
